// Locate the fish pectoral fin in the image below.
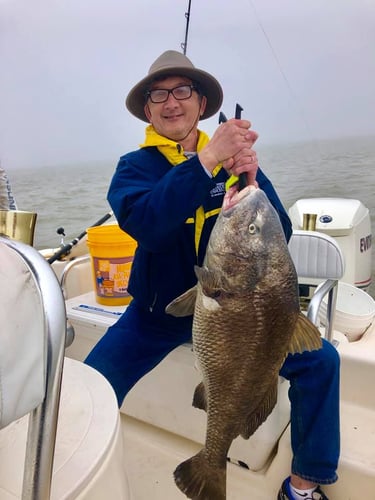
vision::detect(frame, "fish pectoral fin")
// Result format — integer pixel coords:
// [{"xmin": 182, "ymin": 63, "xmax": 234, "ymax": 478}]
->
[
  {"xmin": 194, "ymin": 265, "xmax": 223, "ymax": 298},
  {"xmin": 165, "ymin": 286, "xmax": 197, "ymax": 317},
  {"xmin": 241, "ymin": 381, "xmax": 278, "ymax": 439},
  {"xmin": 192, "ymin": 381, "xmax": 207, "ymax": 411},
  {"xmin": 288, "ymin": 313, "xmax": 322, "ymax": 355}
]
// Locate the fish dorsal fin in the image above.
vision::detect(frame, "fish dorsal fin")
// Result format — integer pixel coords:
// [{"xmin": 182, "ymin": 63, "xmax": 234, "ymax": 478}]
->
[
  {"xmin": 241, "ymin": 378, "xmax": 278, "ymax": 439},
  {"xmin": 165, "ymin": 286, "xmax": 197, "ymax": 317},
  {"xmin": 288, "ymin": 313, "xmax": 322, "ymax": 355}
]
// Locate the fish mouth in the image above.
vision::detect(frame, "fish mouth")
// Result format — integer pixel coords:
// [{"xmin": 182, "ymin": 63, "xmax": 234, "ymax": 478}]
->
[{"xmin": 222, "ymin": 184, "xmax": 258, "ymax": 213}]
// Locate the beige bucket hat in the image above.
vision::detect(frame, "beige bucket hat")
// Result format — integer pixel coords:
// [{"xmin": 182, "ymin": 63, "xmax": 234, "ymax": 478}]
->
[{"xmin": 126, "ymin": 50, "xmax": 223, "ymax": 122}]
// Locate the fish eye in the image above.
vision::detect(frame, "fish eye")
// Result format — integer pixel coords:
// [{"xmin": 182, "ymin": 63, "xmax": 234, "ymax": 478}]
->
[{"xmin": 248, "ymin": 223, "xmax": 258, "ymax": 234}]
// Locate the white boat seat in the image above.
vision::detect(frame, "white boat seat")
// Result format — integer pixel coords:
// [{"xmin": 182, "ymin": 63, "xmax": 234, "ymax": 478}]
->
[
  {"xmin": 0, "ymin": 241, "xmax": 47, "ymax": 430},
  {"xmin": 288, "ymin": 230, "xmax": 345, "ymax": 342},
  {"xmin": 0, "ymin": 236, "xmax": 129, "ymax": 499}
]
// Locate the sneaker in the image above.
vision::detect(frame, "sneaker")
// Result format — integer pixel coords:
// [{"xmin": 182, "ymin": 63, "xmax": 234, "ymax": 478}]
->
[{"xmin": 277, "ymin": 477, "xmax": 329, "ymax": 500}]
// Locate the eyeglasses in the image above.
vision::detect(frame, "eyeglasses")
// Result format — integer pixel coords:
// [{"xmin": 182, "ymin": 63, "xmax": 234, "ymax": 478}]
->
[{"xmin": 145, "ymin": 84, "xmax": 197, "ymax": 104}]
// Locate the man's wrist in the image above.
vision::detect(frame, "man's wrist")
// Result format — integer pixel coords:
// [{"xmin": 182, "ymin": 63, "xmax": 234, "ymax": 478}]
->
[{"xmin": 198, "ymin": 149, "xmax": 219, "ymax": 173}]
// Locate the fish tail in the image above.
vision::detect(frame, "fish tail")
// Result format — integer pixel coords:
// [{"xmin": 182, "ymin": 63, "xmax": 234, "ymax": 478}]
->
[{"xmin": 174, "ymin": 449, "xmax": 226, "ymax": 499}]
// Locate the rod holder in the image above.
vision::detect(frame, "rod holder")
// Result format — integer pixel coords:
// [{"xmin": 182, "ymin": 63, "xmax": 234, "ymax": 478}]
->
[
  {"xmin": 302, "ymin": 213, "xmax": 317, "ymax": 231},
  {"xmin": 0, "ymin": 210, "xmax": 37, "ymax": 246}
]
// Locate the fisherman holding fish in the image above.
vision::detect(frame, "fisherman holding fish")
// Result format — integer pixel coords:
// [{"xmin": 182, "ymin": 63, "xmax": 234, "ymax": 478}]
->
[{"xmin": 85, "ymin": 50, "xmax": 340, "ymax": 500}]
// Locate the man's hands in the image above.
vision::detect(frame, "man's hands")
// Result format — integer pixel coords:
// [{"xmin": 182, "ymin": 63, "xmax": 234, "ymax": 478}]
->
[{"xmin": 198, "ymin": 118, "xmax": 259, "ymax": 186}]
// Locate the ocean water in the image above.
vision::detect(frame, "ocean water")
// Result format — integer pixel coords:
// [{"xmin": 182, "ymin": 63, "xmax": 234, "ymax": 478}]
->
[{"xmin": 7, "ymin": 135, "xmax": 375, "ymax": 297}]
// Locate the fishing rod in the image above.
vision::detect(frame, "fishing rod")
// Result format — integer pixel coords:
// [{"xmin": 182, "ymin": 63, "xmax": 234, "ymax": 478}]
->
[
  {"xmin": 180, "ymin": 3, "xmax": 247, "ymax": 190},
  {"xmin": 47, "ymin": 211, "xmax": 113, "ymax": 264},
  {"xmin": 181, "ymin": 0, "xmax": 192, "ymax": 55},
  {"xmin": 219, "ymin": 103, "xmax": 248, "ymax": 191}
]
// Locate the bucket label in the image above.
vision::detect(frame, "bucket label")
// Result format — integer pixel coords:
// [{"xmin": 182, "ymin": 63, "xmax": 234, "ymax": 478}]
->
[{"xmin": 92, "ymin": 256, "xmax": 133, "ymax": 298}]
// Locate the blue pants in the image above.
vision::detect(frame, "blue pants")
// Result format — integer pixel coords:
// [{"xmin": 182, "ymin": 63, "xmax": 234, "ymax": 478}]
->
[{"xmin": 84, "ymin": 300, "xmax": 340, "ymax": 485}]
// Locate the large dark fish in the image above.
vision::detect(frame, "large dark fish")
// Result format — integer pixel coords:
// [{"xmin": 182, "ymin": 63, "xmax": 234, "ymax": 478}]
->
[{"xmin": 166, "ymin": 185, "xmax": 322, "ymax": 499}]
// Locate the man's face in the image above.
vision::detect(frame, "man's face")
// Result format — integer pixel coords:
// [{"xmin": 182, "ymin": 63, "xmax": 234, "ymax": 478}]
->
[{"xmin": 144, "ymin": 76, "xmax": 207, "ymax": 145}]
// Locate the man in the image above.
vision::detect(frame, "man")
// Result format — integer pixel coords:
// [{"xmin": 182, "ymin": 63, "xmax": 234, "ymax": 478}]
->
[{"xmin": 85, "ymin": 50, "xmax": 339, "ymax": 500}]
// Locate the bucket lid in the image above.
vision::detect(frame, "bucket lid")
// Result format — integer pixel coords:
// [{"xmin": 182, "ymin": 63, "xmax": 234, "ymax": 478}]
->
[{"xmin": 86, "ymin": 224, "xmax": 137, "ymax": 248}]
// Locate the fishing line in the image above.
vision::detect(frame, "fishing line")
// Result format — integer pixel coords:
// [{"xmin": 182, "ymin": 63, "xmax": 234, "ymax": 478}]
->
[{"xmin": 246, "ymin": 0, "xmax": 321, "ymax": 153}]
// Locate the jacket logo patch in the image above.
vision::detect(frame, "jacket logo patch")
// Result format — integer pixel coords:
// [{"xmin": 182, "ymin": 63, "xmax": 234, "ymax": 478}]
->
[{"xmin": 210, "ymin": 182, "xmax": 225, "ymax": 197}]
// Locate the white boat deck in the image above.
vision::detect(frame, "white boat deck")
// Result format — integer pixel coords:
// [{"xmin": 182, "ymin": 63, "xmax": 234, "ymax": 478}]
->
[
  {"xmin": 121, "ymin": 413, "xmax": 290, "ymax": 499},
  {"xmin": 120, "ymin": 369, "xmax": 375, "ymax": 499},
  {"xmin": 119, "ymin": 344, "xmax": 375, "ymax": 499},
  {"xmin": 62, "ymin": 290, "xmax": 375, "ymax": 500}
]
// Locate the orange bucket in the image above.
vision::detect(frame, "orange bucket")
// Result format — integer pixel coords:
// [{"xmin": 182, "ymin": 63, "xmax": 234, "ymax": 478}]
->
[{"xmin": 86, "ymin": 224, "xmax": 137, "ymax": 306}]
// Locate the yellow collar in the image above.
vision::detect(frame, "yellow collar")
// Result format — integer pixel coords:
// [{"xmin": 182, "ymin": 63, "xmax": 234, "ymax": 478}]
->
[
  {"xmin": 140, "ymin": 125, "xmax": 211, "ymax": 166},
  {"xmin": 139, "ymin": 125, "xmax": 223, "ymax": 256}
]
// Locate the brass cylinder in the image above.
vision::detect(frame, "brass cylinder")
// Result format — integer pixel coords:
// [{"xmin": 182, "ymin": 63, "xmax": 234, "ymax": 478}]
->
[
  {"xmin": 302, "ymin": 213, "xmax": 317, "ymax": 231},
  {"xmin": 0, "ymin": 210, "xmax": 37, "ymax": 246}
]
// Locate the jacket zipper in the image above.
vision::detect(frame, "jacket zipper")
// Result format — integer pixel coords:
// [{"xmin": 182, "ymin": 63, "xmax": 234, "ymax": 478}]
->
[{"xmin": 149, "ymin": 293, "xmax": 158, "ymax": 312}]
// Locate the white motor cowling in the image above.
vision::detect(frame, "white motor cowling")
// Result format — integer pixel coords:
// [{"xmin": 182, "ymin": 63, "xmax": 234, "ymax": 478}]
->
[{"xmin": 288, "ymin": 198, "xmax": 372, "ymax": 292}]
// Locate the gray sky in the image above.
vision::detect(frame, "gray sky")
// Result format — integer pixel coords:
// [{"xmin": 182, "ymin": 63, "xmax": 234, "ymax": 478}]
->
[{"xmin": 1, "ymin": 0, "xmax": 375, "ymax": 169}]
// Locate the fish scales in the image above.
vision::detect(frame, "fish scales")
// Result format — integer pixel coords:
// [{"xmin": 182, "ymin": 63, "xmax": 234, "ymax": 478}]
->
[{"xmin": 166, "ymin": 185, "xmax": 322, "ymax": 499}]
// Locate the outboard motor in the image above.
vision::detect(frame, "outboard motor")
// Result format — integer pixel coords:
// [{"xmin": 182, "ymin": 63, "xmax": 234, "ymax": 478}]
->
[{"xmin": 289, "ymin": 198, "xmax": 372, "ymax": 292}]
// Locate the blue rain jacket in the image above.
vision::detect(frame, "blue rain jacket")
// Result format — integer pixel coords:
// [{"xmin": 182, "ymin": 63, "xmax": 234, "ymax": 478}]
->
[{"xmin": 108, "ymin": 146, "xmax": 292, "ymax": 320}]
